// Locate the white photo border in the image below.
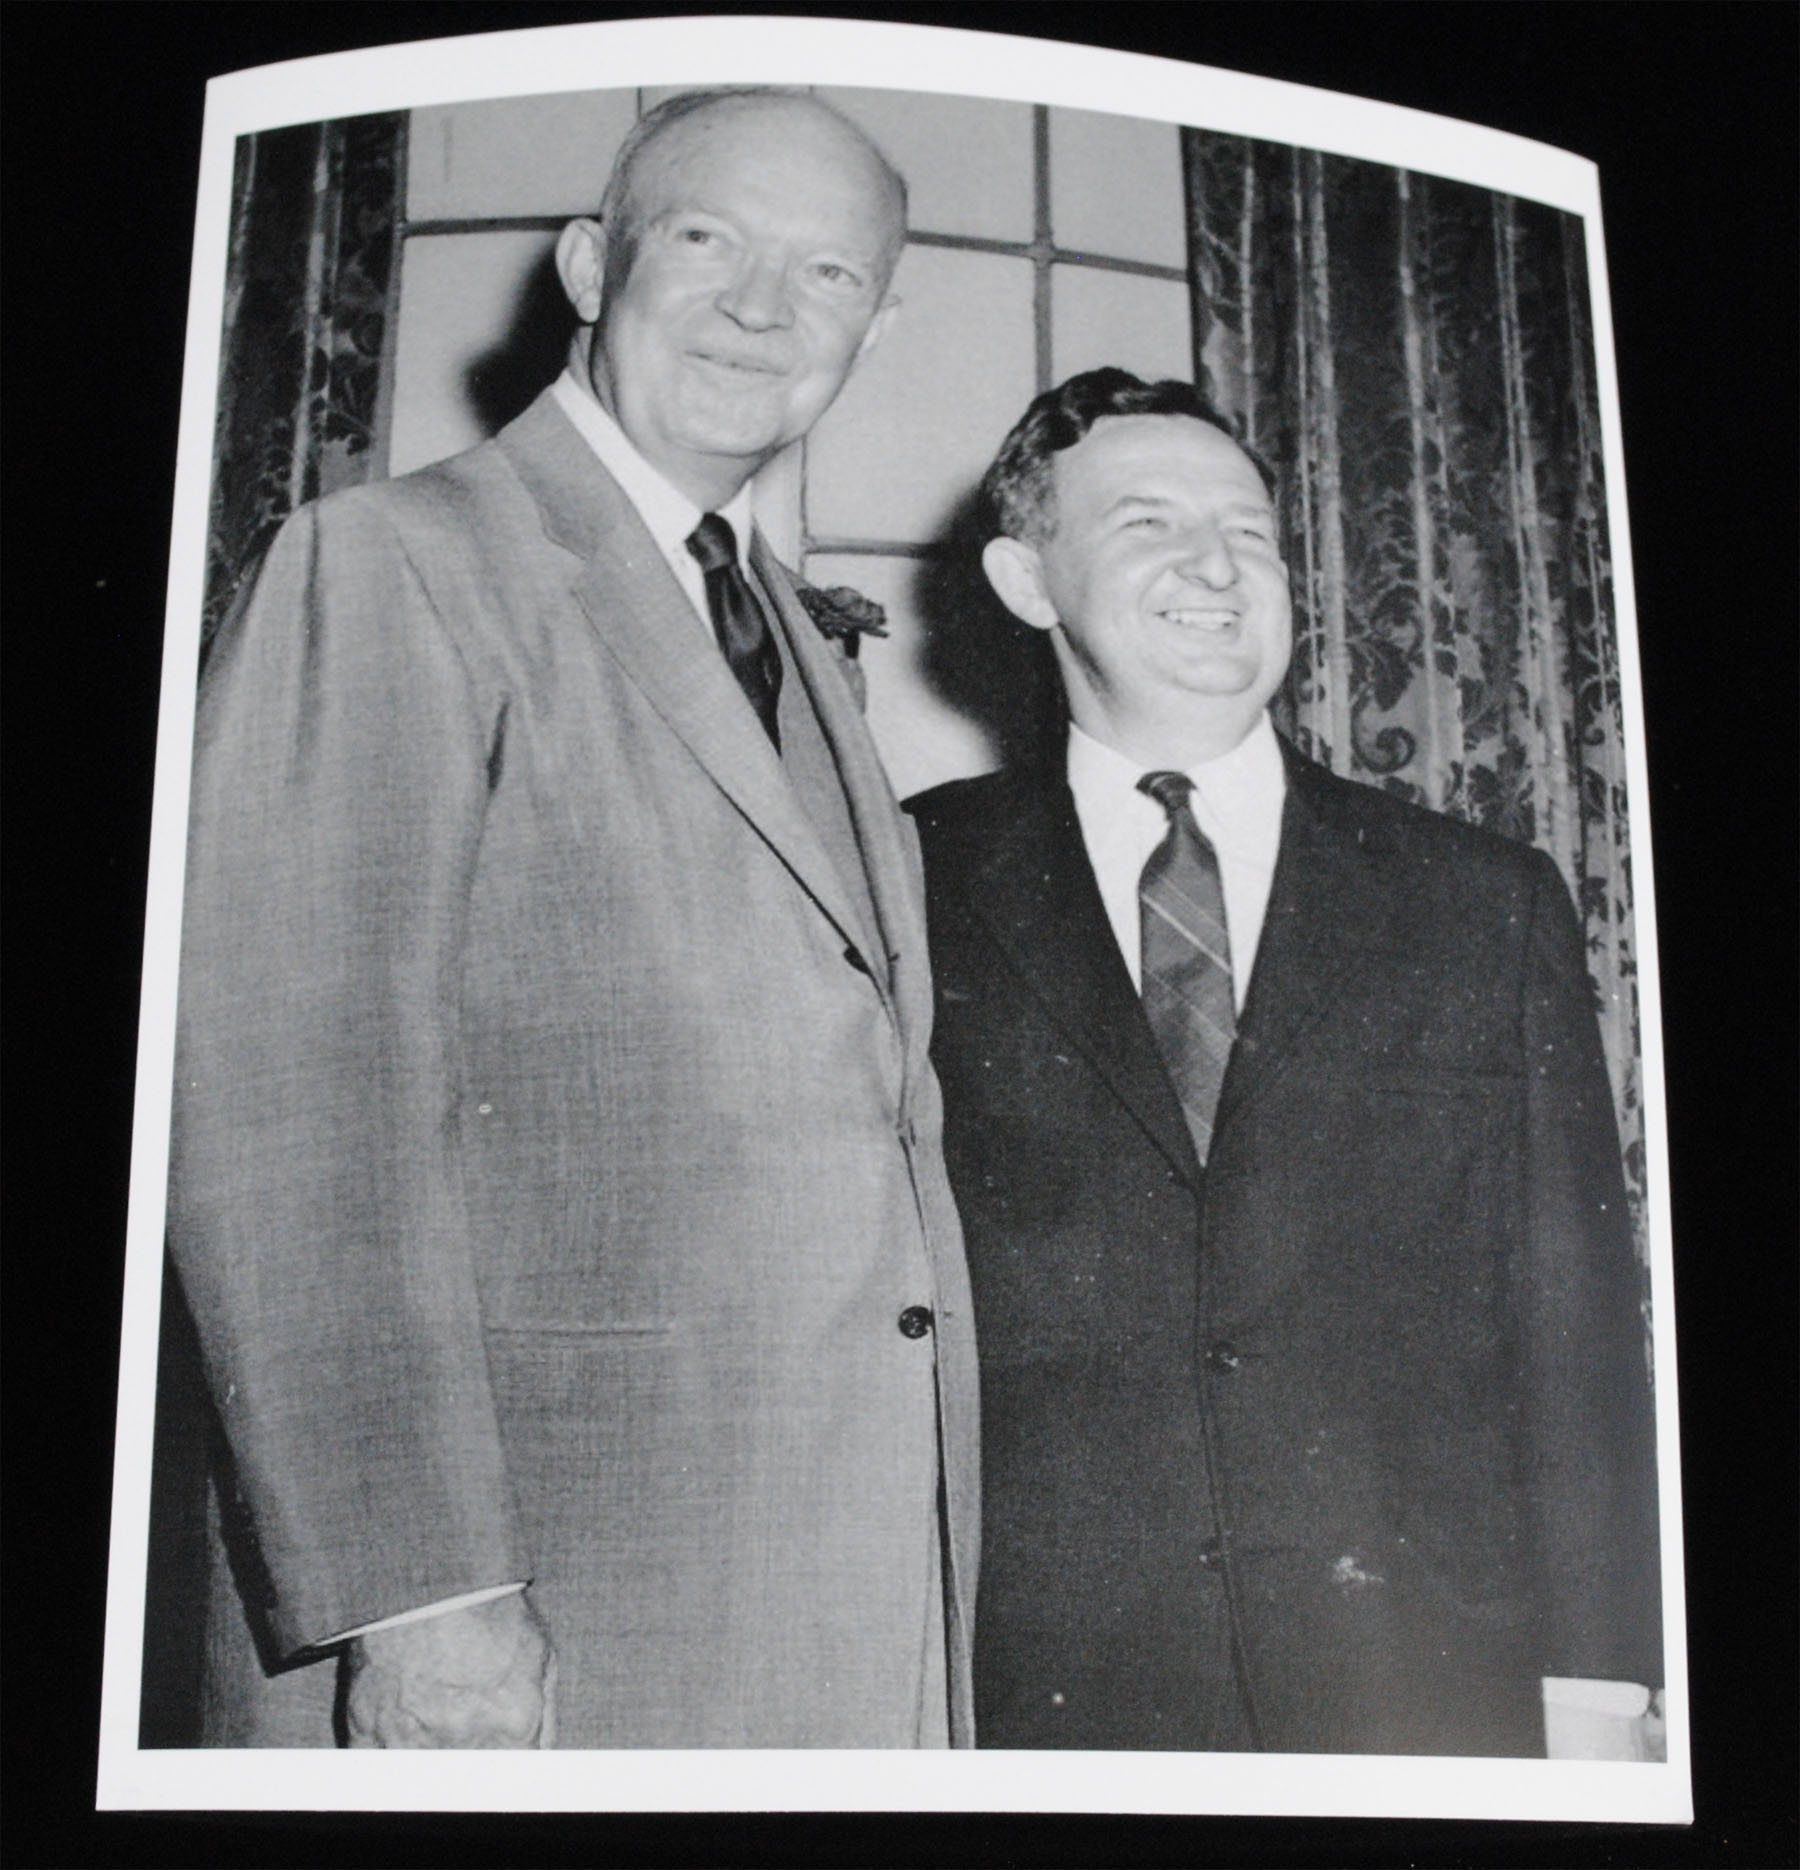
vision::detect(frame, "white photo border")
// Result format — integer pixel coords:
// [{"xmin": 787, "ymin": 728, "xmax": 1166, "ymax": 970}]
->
[{"xmin": 98, "ymin": 11, "xmax": 1689, "ymax": 1822}]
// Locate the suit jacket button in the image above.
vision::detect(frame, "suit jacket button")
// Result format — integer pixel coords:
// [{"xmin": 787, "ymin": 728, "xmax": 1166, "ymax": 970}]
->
[
  {"xmin": 1205, "ymin": 1343, "xmax": 1242, "ymax": 1373},
  {"xmin": 898, "ymin": 1305, "xmax": 934, "ymax": 1339}
]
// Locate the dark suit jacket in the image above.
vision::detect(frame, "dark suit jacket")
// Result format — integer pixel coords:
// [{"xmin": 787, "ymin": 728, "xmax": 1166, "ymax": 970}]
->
[
  {"xmin": 170, "ymin": 389, "xmax": 978, "ymax": 1747},
  {"xmin": 908, "ymin": 741, "xmax": 1660, "ymax": 1755}
]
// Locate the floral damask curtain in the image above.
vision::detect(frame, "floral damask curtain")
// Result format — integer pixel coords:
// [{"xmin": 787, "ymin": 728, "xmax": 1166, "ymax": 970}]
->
[
  {"xmin": 201, "ymin": 113, "xmax": 405, "ymax": 664},
  {"xmin": 1181, "ymin": 133, "xmax": 1644, "ymax": 1255}
]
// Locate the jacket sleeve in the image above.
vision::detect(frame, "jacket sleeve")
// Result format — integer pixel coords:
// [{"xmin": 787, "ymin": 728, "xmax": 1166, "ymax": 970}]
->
[
  {"xmin": 1516, "ymin": 849, "xmax": 1664, "ymax": 1689},
  {"xmin": 167, "ymin": 494, "xmax": 527, "ymax": 1656}
]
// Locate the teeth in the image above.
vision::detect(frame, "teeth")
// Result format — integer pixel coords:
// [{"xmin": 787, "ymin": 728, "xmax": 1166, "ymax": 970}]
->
[{"xmin": 1162, "ymin": 609, "xmax": 1237, "ymax": 627}]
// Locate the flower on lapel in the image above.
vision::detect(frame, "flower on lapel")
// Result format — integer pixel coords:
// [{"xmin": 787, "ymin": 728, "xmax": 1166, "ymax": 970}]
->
[{"xmin": 793, "ymin": 579, "xmax": 889, "ymax": 648}]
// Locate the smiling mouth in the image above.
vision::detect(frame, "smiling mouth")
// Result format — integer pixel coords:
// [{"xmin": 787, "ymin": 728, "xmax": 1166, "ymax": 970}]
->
[
  {"xmin": 687, "ymin": 349, "xmax": 785, "ymax": 379},
  {"xmin": 1159, "ymin": 606, "xmax": 1241, "ymax": 631}
]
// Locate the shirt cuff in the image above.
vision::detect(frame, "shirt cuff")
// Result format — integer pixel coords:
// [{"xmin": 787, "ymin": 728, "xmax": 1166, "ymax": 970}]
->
[
  {"xmin": 330, "ymin": 1581, "xmax": 527, "ymax": 1644},
  {"xmin": 1541, "ymin": 1675, "xmax": 1663, "ymax": 1760}
]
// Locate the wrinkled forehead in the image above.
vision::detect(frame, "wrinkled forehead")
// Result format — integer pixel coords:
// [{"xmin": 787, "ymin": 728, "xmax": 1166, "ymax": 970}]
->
[
  {"xmin": 629, "ymin": 96, "xmax": 905, "ymax": 252},
  {"xmin": 1054, "ymin": 415, "xmax": 1273, "ymax": 511}
]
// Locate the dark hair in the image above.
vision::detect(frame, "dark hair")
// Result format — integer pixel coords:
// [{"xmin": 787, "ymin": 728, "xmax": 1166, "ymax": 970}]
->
[
  {"xmin": 981, "ymin": 367, "xmax": 1276, "ymax": 544},
  {"xmin": 597, "ymin": 89, "xmax": 909, "ymax": 285}
]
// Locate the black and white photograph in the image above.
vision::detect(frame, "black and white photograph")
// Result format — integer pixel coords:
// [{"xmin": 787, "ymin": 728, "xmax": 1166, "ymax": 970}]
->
[{"xmin": 67, "ymin": 7, "xmax": 1708, "ymax": 1826}]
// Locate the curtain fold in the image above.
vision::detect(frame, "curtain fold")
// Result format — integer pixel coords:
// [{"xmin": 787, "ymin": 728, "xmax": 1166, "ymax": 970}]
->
[
  {"xmin": 1182, "ymin": 132, "xmax": 1645, "ymax": 1258},
  {"xmin": 202, "ymin": 113, "xmax": 405, "ymax": 664}
]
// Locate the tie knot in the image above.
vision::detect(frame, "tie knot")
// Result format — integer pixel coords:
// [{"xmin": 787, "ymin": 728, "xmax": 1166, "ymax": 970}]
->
[
  {"xmin": 686, "ymin": 512, "xmax": 738, "ymax": 574},
  {"xmin": 1138, "ymin": 770, "xmax": 1196, "ymax": 817}
]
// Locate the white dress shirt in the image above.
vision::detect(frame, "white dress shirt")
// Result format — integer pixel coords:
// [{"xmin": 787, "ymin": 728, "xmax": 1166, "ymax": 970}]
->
[
  {"xmin": 549, "ymin": 368, "xmax": 756, "ymax": 631},
  {"xmin": 1066, "ymin": 712, "xmax": 1287, "ymax": 1013},
  {"xmin": 338, "ymin": 373, "xmax": 758, "ymax": 1646}
]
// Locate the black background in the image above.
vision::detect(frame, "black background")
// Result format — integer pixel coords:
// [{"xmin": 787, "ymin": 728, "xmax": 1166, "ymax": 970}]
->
[{"xmin": 5, "ymin": 4, "xmax": 1793, "ymax": 1865}]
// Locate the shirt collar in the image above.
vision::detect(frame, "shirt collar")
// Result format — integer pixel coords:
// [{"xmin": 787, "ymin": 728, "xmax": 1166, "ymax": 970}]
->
[
  {"xmin": 1067, "ymin": 711, "xmax": 1286, "ymax": 860},
  {"xmin": 551, "ymin": 368, "xmax": 754, "ymax": 569}
]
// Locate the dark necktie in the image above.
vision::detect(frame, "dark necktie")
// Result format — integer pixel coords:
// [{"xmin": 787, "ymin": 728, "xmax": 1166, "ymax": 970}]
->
[
  {"xmin": 686, "ymin": 513, "xmax": 782, "ymax": 749},
  {"xmin": 1137, "ymin": 770, "xmax": 1237, "ymax": 1166}
]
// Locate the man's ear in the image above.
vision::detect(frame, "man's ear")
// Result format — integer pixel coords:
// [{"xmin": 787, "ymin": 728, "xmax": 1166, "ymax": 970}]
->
[
  {"xmin": 981, "ymin": 535, "xmax": 1059, "ymax": 632},
  {"xmin": 555, "ymin": 218, "xmax": 607, "ymax": 324}
]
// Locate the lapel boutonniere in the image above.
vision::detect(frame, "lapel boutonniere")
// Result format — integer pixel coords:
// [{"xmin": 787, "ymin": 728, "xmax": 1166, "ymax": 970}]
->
[{"xmin": 793, "ymin": 579, "xmax": 889, "ymax": 650}]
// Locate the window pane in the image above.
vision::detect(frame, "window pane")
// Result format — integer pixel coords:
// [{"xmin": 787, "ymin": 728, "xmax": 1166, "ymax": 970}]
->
[
  {"xmin": 806, "ymin": 246, "xmax": 1036, "ymax": 545},
  {"xmin": 822, "ymin": 88, "xmax": 1036, "ymax": 244},
  {"xmin": 408, "ymin": 93, "xmax": 638, "ymax": 221},
  {"xmin": 1051, "ymin": 265, "xmax": 1193, "ymax": 386},
  {"xmin": 1048, "ymin": 106, "xmax": 1186, "ymax": 270},
  {"xmin": 389, "ymin": 230, "xmax": 561, "ymax": 474}
]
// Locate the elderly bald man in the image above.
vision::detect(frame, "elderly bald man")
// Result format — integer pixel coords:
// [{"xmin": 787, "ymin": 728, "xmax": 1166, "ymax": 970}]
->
[{"xmin": 171, "ymin": 89, "xmax": 977, "ymax": 1749}]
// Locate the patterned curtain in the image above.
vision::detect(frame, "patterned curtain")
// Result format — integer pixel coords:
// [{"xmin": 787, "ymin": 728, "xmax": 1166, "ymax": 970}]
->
[
  {"xmin": 1181, "ymin": 133, "xmax": 1644, "ymax": 1259},
  {"xmin": 201, "ymin": 113, "xmax": 405, "ymax": 665}
]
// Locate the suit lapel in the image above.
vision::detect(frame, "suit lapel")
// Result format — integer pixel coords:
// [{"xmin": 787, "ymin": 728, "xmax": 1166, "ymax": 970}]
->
[
  {"xmin": 966, "ymin": 770, "xmax": 1200, "ymax": 1182},
  {"xmin": 1215, "ymin": 742, "xmax": 1399, "ymax": 1134},
  {"xmin": 754, "ymin": 539, "xmax": 906, "ymax": 1011},
  {"xmin": 957, "ymin": 743, "xmax": 1399, "ymax": 1173},
  {"xmin": 497, "ymin": 393, "xmax": 878, "ymax": 968}
]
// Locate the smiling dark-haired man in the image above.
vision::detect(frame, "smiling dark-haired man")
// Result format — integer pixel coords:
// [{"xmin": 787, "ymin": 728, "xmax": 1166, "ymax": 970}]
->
[
  {"xmin": 171, "ymin": 89, "xmax": 976, "ymax": 1750},
  {"xmin": 908, "ymin": 367, "xmax": 1662, "ymax": 1757}
]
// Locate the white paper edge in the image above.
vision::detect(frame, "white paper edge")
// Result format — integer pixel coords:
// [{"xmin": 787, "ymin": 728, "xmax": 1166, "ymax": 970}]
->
[{"xmin": 98, "ymin": 11, "xmax": 1690, "ymax": 1825}]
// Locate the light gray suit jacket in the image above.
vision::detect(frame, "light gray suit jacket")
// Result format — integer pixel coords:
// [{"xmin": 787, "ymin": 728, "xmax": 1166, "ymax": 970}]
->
[{"xmin": 168, "ymin": 388, "xmax": 978, "ymax": 1747}]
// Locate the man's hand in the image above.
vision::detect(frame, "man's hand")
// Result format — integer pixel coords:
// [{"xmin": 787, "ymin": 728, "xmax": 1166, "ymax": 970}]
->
[{"xmin": 346, "ymin": 1592, "xmax": 556, "ymax": 1748}]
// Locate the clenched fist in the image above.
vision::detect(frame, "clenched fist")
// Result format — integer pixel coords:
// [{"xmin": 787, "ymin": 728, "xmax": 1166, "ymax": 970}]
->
[{"xmin": 346, "ymin": 1592, "xmax": 555, "ymax": 1748}]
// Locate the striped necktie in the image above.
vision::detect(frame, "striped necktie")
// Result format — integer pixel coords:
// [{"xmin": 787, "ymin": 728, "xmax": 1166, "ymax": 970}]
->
[
  {"xmin": 1137, "ymin": 770, "xmax": 1236, "ymax": 1166},
  {"xmin": 687, "ymin": 513, "xmax": 782, "ymax": 748}
]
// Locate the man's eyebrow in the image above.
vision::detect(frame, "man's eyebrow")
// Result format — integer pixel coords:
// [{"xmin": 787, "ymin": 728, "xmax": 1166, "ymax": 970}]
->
[
  {"xmin": 1098, "ymin": 493, "xmax": 1275, "ymax": 520},
  {"xmin": 1099, "ymin": 492, "xmax": 1177, "ymax": 518}
]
